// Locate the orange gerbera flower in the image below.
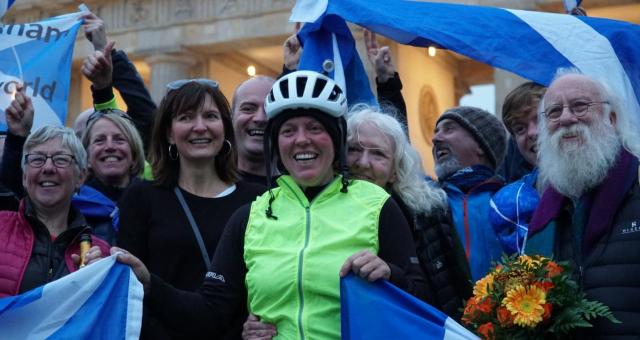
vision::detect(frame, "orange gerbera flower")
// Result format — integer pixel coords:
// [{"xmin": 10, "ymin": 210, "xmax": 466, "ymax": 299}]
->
[
  {"xmin": 503, "ymin": 284, "xmax": 546, "ymax": 327},
  {"xmin": 477, "ymin": 322, "xmax": 495, "ymax": 340}
]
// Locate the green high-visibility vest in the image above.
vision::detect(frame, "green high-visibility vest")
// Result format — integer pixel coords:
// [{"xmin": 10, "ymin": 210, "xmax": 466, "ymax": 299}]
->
[{"xmin": 245, "ymin": 175, "xmax": 389, "ymax": 339}]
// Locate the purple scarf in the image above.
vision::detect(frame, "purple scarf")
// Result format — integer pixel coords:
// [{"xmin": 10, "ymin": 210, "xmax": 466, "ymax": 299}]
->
[{"xmin": 529, "ymin": 149, "xmax": 638, "ymax": 251}]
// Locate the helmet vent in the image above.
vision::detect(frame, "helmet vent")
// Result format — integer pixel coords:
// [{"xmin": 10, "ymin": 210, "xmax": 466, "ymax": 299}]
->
[
  {"xmin": 312, "ymin": 78, "xmax": 327, "ymax": 98},
  {"xmin": 279, "ymin": 80, "xmax": 289, "ymax": 99},
  {"xmin": 328, "ymin": 85, "xmax": 342, "ymax": 102},
  {"xmin": 296, "ymin": 76, "xmax": 308, "ymax": 97}
]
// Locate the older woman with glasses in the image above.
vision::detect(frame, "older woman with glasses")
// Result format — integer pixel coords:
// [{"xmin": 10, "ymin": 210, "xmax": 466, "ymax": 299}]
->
[
  {"xmin": 117, "ymin": 78, "xmax": 264, "ymax": 339},
  {"xmin": 0, "ymin": 126, "xmax": 108, "ymax": 297}
]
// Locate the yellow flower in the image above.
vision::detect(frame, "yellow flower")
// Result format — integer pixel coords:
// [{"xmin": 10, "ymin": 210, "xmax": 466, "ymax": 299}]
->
[
  {"xmin": 517, "ymin": 255, "xmax": 542, "ymax": 269},
  {"xmin": 473, "ymin": 273, "xmax": 495, "ymax": 298},
  {"xmin": 502, "ymin": 284, "xmax": 546, "ymax": 327}
]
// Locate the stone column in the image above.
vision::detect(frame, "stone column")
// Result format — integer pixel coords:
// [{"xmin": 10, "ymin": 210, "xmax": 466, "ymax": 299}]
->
[
  {"xmin": 494, "ymin": 68, "xmax": 528, "ymax": 119},
  {"xmin": 146, "ymin": 54, "xmax": 197, "ymax": 104}
]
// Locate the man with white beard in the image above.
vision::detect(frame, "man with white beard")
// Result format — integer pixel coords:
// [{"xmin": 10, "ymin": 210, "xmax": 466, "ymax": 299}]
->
[{"xmin": 527, "ymin": 70, "xmax": 640, "ymax": 338}]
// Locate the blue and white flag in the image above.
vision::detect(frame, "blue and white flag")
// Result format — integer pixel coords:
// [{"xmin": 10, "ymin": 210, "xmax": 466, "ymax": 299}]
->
[
  {"xmin": 0, "ymin": 11, "xmax": 83, "ymax": 132},
  {"xmin": 0, "ymin": 255, "xmax": 143, "ymax": 340},
  {"xmin": 298, "ymin": 0, "xmax": 640, "ymax": 137},
  {"xmin": 0, "ymin": 0, "xmax": 15, "ymax": 19},
  {"xmin": 291, "ymin": 2, "xmax": 376, "ymax": 107},
  {"xmin": 341, "ymin": 274, "xmax": 478, "ymax": 340}
]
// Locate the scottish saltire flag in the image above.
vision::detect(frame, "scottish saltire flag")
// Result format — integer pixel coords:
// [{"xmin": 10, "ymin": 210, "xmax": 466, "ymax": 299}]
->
[
  {"xmin": 0, "ymin": 255, "xmax": 143, "ymax": 340},
  {"xmin": 0, "ymin": 0, "xmax": 15, "ymax": 18},
  {"xmin": 0, "ymin": 11, "xmax": 83, "ymax": 132},
  {"xmin": 290, "ymin": 1, "xmax": 376, "ymax": 107},
  {"xmin": 341, "ymin": 274, "xmax": 478, "ymax": 339},
  {"xmin": 297, "ymin": 0, "xmax": 640, "ymax": 137}
]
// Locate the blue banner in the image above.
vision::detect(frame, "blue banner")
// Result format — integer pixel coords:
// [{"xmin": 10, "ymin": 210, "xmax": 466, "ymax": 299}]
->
[{"xmin": 0, "ymin": 11, "xmax": 83, "ymax": 132}]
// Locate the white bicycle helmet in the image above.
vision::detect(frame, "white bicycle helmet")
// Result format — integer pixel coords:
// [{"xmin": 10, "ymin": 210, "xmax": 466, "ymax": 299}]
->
[{"xmin": 265, "ymin": 70, "xmax": 347, "ymax": 119}]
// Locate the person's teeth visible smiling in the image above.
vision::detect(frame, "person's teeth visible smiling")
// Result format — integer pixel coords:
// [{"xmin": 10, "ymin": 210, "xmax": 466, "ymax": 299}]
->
[
  {"xmin": 190, "ymin": 138, "xmax": 211, "ymax": 144},
  {"xmin": 294, "ymin": 152, "xmax": 317, "ymax": 161},
  {"xmin": 248, "ymin": 129, "xmax": 264, "ymax": 136},
  {"xmin": 40, "ymin": 181, "xmax": 57, "ymax": 187}
]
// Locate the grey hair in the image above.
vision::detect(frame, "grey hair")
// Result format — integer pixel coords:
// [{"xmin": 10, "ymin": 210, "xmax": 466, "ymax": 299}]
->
[
  {"xmin": 22, "ymin": 125, "xmax": 88, "ymax": 173},
  {"xmin": 541, "ymin": 67, "xmax": 640, "ymax": 158},
  {"xmin": 347, "ymin": 104, "xmax": 448, "ymax": 215}
]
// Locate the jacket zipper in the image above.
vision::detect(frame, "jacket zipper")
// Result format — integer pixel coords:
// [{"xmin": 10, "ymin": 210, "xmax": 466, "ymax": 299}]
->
[{"xmin": 296, "ymin": 206, "xmax": 311, "ymax": 340}]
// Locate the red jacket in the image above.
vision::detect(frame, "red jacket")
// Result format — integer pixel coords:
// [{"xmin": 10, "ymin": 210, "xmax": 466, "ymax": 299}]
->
[{"xmin": 0, "ymin": 199, "xmax": 110, "ymax": 297}]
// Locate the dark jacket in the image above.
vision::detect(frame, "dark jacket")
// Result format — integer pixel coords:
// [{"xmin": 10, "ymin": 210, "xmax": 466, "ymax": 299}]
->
[
  {"xmin": 527, "ymin": 149, "xmax": 640, "ymax": 339},
  {"xmin": 0, "ymin": 198, "xmax": 110, "ymax": 297},
  {"xmin": 394, "ymin": 193, "xmax": 472, "ymax": 320},
  {"xmin": 92, "ymin": 48, "xmax": 156, "ymax": 152}
]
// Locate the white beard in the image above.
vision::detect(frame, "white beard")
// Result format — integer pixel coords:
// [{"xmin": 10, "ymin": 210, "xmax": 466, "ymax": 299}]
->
[
  {"xmin": 435, "ymin": 155, "xmax": 462, "ymax": 180},
  {"xmin": 538, "ymin": 119, "xmax": 621, "ymax": 199}
]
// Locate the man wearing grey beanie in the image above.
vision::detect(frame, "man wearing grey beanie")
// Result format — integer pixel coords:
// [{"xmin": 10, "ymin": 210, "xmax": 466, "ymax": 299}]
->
[{"xmin": 432, "ymin": 106, "xmax": 507, "ymax": 281}]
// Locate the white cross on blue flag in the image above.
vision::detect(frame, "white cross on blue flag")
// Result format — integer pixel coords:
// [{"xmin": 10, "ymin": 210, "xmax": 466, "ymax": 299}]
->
[
  {"xmin": 292, "ymin": 0, "xmax": 640, "ymax": 138},
  {"xmin": 0, "ymin": 255, "xmax": 143, "ymax": 340}
]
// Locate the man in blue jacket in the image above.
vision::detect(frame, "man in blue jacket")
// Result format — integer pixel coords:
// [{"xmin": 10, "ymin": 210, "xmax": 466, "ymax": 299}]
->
[{"xmin": 432, "ymin": 106, "xmax": 507, "ymax": 280}]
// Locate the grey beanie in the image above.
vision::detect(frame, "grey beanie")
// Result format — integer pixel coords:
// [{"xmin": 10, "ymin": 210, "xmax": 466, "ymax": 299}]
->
[{"xmin": 436, "ymin": 106, "xmax": 507, "ymax": 169}]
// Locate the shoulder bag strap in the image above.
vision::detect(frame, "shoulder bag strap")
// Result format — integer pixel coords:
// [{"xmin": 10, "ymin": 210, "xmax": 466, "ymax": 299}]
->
[{"xmin": 174, "ymin": 186, "xmax": 211, "ymax": 270}]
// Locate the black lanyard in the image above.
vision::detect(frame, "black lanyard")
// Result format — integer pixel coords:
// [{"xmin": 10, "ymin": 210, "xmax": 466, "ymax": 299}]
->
[{"xmin": 174, "ymin": 187, "xmax": 211, "ymax": 270}]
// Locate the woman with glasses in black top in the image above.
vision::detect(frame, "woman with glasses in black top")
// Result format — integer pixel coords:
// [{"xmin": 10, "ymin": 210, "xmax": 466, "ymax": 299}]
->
[{"xmin": 117, "ymin": 79, "xmax": 264, "ymax": 339}]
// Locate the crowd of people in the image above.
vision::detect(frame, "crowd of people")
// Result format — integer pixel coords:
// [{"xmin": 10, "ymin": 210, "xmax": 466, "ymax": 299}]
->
[{"xmin": 0, "ymin": 10, "xmax": 638, "ymax": 340}]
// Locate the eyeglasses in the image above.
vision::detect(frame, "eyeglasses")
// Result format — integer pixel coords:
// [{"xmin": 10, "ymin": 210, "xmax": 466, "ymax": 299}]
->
[
  {"xmin": 86, "ymin": 109, "xmax": 133, "ymax": 128},
  {"xmin": 542, "ymin": 100, "xmax": 609, "ymax": 121},
  {"xmin": 24, "ymin": 154, "xmax": 75, "ymax": 168},
  {"xmin": 166, "ymin": 78, "xmax": 219, "ymax": 91}
]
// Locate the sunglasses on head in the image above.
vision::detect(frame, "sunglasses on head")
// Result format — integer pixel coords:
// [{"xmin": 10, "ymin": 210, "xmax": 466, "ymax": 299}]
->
[
  {"xmin": 86, "ymin": 109, "xmax": 133, "ymax": 128},
  {"xmin": 165, "ymin": 78, "xmax": 219, "ymax": 92}
]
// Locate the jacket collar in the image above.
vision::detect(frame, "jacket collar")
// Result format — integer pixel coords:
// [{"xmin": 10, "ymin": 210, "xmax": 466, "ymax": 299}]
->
[{"xmin": 529, "ymin": 149, "xmax": 638, "ymax": 250}]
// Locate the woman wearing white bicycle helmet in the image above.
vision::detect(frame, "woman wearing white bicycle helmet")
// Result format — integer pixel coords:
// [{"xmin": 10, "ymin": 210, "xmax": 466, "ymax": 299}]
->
[{"xmin": 112, "ymin": 70, "xmax": 427, "ymax": 339}]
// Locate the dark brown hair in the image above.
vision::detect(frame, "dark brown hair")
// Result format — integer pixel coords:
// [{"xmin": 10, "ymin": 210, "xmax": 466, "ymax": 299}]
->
[
  {"xmin": 502, "ymin": 82, "xmax": 546, "ymax": 135},
  {"xmin": 149, "ymin": 81, "xmax": 239, "ymax": 186}
]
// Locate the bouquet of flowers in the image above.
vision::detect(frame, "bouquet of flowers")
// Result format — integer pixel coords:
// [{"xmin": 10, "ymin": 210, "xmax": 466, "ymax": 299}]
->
[{"xmin": 462, "ymin": 255, "xmax": 619, "ymax": 339}]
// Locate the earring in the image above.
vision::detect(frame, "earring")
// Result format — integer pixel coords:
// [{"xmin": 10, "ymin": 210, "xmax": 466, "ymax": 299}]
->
[
  {"xmin": 168, "ymin": 144, "xmax": 179, "ymax": 161},
  {"xmin": 220, "ymin": 139, "xmax": 232, "ymax": 157}
]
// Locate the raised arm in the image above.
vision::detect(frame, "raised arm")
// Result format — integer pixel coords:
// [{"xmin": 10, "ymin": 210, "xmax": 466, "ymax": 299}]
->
[{"xmin": 1, "ymin": 87, "xmax": 33, "ymax": 197}]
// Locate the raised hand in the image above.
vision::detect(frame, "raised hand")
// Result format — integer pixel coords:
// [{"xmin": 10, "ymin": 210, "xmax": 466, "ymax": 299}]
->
[
  {"xmin": 5, "ymin": 85, "xmax": 34, "ymax": 137},
  {"xmin": 81, "ymin": 40, "xmax": 115, "ymax": 90},
  {"xmin": 363, "ymin": 30, "xmax": 396, "ymax": 83},
  {"xmin": 283, "ymin": 22, "xmax": 302, "ymax": 70},
  {"xmin": 82, "ymin": 12, "xmax": 108, "ymax": 52}
]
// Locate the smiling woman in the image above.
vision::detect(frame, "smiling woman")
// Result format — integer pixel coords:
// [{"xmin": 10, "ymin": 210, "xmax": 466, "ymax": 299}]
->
[
  {"xmin": 116, "ymin": 79, "xmax": 265, "ymax": 339},
  {"xmin": 0, "ymin": 126, "xmax": 109, "ymax": 298},
  {"xmin": 73, "ymin": 109, "xmax": 145, "ymax": 245}
]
